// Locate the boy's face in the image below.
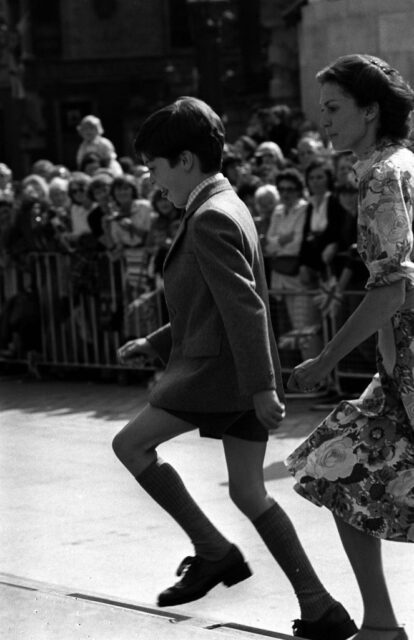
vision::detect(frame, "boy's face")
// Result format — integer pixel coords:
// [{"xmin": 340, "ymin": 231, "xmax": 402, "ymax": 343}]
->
[{"xmin": 144, "ymin": 155, "xmax": 192, "ymax": 209}]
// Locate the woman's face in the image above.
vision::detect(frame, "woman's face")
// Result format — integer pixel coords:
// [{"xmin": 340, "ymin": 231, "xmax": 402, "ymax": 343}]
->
[
  {"xmin": 23, "ymin": 181, "xmax": 45, "ymax": 200},
  {"xmin": 92, "ymin": 183, "xmax": 110, "ymax": 204},
  {"xmin": 336, "ymin": 155, "xmax": 355, "ymax": 185},
  {"xmin": 156, "ymin": 196, "xmax": 174, "ymax": 216},
  {"xmin": 277, "ymin": 180, "xmax": 300, "ymax": 209},
  {"xmin": 49, "ymin": 188, "xmax": 67, "ymax": 207},
  {"xmin": 307, "ymin": 167, "xmax": 329, "ymax": 196},
  {"xmin": 297, "ymin": 139, "xmax": 321, "ymax": 170},
  {"xmin": 113, "ymin": 183, "xmax": 134, "ymax": 206},
  {"xmin": 71, "ymin": 184, "xmax": 88, "ymax": 204},
  {"xmin": 319, "ymin": 82, "xmax": 376, "ymax": 156}
]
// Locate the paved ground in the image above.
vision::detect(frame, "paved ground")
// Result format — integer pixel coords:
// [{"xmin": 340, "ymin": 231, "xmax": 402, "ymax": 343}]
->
[{"xmin": 0, "ymin": 374, "xmax": 413, "ymax": 639}]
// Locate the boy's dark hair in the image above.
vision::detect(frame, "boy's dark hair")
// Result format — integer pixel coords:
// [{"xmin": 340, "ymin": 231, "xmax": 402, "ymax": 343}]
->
[
  {"xmin": 134, "ymin": 96, "xmax": 225, "ymax": 173},
  {"xmin": 317, "ymin": 54, "xmax": 414, "ymax": 141}
]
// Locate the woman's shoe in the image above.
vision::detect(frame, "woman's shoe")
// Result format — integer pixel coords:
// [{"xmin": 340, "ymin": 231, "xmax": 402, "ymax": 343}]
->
[
  {"xmin": 362, "ymin": 625, "xmax": 408, "ymax": 640},
  {"xmin": 292, "ymin": 602, "xmax": 358, "ymax": 639}
]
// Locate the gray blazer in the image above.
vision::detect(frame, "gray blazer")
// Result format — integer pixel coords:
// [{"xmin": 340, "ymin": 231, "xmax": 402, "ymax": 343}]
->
[{"xmin": 147, "ymin": 177, "xmax": 284, "ymax": 412}]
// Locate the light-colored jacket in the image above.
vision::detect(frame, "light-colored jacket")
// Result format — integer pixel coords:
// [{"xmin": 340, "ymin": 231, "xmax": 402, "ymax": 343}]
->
[{"xmin": 147, "ymin": 177, "xmax": 284, "ymax": 412}]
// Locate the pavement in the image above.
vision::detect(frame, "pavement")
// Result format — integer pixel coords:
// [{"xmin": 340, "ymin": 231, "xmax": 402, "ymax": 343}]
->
[{"xmin": 0, "ymin": 374, "xmax": 413, "ymax": 640}]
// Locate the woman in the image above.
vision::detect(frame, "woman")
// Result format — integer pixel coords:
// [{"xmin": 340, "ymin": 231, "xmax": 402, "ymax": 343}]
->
[
  {"xmin": 300, "ymin": 158, "xmax": 353, "ymax": 280},
  {"xmin": 266, "ymin": 168, "xmax": 322, "ymax": 361},
  {"xmin": 109, "ymin": 174, "xmax": 153, "ymax": 295},
  {"xmin": 287, "ymin": 54, "xmax": 414, "ymax": 640}
]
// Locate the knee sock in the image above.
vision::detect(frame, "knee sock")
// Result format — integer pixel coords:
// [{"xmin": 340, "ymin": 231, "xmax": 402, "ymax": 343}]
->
[
  {"xmin": 136, "ymin": 457, "xmax": 232, "ymax": 561},
  {"xmin": 253, "ymin": 502, "xmax": 337, "ymax": 620}
]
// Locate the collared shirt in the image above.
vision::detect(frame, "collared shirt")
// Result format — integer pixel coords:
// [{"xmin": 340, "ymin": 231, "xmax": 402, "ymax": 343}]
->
[{"xmin": 186, "ymin": 173, "xmax": 224, "ymax": 211}]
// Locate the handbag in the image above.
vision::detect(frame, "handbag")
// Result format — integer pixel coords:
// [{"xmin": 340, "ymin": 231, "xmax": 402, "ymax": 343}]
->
[{"xmin": 271, "ymin": 255, "xmax": 300, "ymax": 276}]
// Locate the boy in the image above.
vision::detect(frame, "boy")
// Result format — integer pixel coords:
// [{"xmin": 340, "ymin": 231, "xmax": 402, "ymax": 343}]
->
[{"xmin": 114, "ymin": 97, "xmax": 356, "ymax": 639}]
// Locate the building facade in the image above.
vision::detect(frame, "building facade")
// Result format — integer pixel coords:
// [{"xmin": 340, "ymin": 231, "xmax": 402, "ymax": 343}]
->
[{"xmin": 0, "ymin": 0, "xmax": 267, "ymax": 176}]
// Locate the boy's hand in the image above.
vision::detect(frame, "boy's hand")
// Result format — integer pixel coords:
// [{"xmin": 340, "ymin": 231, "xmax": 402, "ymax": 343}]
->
[
  {"xmin": 253, "ymin": 389, "xmax": 286, "ymax": 430},
  {"xmin": 117, "ymin": 338, "xmax": 155, "ymax": 363}
]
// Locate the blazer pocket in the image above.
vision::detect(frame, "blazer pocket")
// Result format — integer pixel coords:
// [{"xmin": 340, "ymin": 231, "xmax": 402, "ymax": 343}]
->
[{"xmin": 183, "ymin": 333, "xmax": 222, "ymax": 358}]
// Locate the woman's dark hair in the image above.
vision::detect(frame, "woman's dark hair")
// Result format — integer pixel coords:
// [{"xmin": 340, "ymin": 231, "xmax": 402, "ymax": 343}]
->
[
  {"xmin": 68, "ymin": 172, "xmax": 91, "ymax": 197},
  {"xmin": 305, "ymin": 158, "xmax": 335, "ymax": 192},
  {"xmin": 87, "ymin": 173, "xmax": 113, "ymax": 201},
  {"xmin": 317, "ymin": 54, "xmax": 414, "ymax": 141},
  {"xmin": 134, "ymin": 96, "xmax": 225, "ymax": 173},
  {"xmin": 110, "ymin": 174, "xmax": 139, "ymax": 201},
  {"xmin": 275, "ymin": 167, "xmax": 305, "ymax": 195}
]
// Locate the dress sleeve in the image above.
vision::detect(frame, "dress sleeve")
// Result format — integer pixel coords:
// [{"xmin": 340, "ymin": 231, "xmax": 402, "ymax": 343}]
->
[{"xmin": 358, "ymin": 163, "xmax": 413, "ymax": 290}]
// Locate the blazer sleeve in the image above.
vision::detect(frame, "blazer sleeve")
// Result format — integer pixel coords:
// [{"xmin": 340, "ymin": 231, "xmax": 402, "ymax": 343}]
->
[{"xmin": 191, "ymin": 208, "xmax": 276, "ymax": 397}]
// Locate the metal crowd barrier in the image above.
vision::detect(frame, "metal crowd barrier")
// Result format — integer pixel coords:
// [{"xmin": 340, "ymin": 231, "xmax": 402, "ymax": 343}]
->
[
  {"xmin": 0, "ymin": 252, "xmax": 164, "ymax": 376},
  {"xmin": 0, "ymin": 254, "xmax": 376, "ymax": 389},
  {"xmin": 268, "ymin": 287, "xmax": 376, "ymax": 395}
]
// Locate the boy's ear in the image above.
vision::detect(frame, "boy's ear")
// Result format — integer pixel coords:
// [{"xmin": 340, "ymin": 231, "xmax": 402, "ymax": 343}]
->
[{"xmin": 180, "ymin": 150, "xmax": 196, "ymax": 171}]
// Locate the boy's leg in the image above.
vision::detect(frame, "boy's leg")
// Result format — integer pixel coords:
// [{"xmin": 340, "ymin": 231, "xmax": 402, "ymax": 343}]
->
[
  {"xmin": 112, "ymin": 405, "xmax": 250, "ymax": 606},
  {"xmin": 223, "ymin": 435, "xmax": 347, "ymax": 623}
]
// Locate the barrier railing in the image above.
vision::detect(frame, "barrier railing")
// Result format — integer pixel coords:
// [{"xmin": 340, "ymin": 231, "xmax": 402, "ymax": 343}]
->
[
  {"xmin": 0, "ymin": 252, "xmax": 163, "ymax": 376},
  {"xmin": 0, "ymin": 254, "xmax": 375, "ymax": 390},
  {"xmin": 268, "ymin": 287, "xmax": 376, "ymax": 394}
]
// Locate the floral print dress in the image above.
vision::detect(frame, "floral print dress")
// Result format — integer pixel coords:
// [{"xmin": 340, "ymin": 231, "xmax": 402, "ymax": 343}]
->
[{"xmin": 286, "ymin": 142, "xmax": 414, "ymax": 542}]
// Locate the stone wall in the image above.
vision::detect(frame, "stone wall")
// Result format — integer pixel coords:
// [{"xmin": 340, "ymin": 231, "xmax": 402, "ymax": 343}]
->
[{"xmin": 300, "ymin": 0, "xmax": 414, "ymax": 125}]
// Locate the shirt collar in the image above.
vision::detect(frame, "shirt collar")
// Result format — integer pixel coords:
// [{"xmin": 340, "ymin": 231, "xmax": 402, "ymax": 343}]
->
[{"xmin": 186, "ymin": 173, "xmax": 224, "ymax": 211}]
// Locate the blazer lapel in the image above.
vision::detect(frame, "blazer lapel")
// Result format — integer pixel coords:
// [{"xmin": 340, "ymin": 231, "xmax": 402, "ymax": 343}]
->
[{"xmin": 163, "ymin": 178, "xmax": 233, "ymax": 269}]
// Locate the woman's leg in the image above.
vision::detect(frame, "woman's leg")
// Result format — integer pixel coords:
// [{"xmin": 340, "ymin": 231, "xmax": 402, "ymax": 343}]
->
[
  {"xmin": 112, "ymin": 404, "xmax": 231, "ymax": 560},
  {"xmin": 223, "ymin": 434, "xmax": 337, "ymax": 620},
  {"xmin": 334, "ymin": 516, "xmax": 399, "ymax": 637}
]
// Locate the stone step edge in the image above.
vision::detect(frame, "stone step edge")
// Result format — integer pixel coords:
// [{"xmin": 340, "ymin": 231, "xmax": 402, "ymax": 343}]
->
[{"xmin": 0, "ymin": 572, "xmax": 304, "ymax": 640}]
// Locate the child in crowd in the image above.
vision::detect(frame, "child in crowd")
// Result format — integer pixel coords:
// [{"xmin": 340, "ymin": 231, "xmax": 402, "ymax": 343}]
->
[{"xmin": 76, "ymin": 115, "xmax": 123, "ymax": 177}]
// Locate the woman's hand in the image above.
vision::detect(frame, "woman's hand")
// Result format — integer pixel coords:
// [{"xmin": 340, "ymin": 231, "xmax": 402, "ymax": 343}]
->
[
  {"xmin": 287, "ymin": 356, "xmax": 332, "ymax": 392},
  {"xmin": 117, "ymin": 338, "xmax": 156, "ymax": 364}
]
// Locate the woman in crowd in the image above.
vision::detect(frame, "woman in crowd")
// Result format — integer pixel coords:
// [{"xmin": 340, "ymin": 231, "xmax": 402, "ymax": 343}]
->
[
  {"xmin": 300, "ymin": 158, "xmax": 352, "ymax": 282},
  {"xmin": 266, "ymin": 168, "xmax": 322, "ymax": 361},
  {"xmin": 67, "ymin": 172, "xmax": 93, "ymax": 242},
  {"xmin": 86, "ymin": 172, "xmax": 114, "ymax": 250},
  {"xmin": 109, "ymin": 174, "xmax": 153, "ymax": 295},
  {"xmin": 287, "ymin": 54, "xmax": 414, "ymax": 640}
]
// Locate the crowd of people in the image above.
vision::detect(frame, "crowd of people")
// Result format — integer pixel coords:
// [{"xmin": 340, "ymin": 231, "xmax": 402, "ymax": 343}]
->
[{"xmin": 0, "ymin": 105, "xmax": 365, "ymax": 364}]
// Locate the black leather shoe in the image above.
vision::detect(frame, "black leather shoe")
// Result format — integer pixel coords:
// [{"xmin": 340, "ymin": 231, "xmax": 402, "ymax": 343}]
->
[
  {"xmin": 157, "ymin": 544, "xmax": 252, "ymax": 607},
  {"xmin": 292, "ymin": 602, "xmax": 358, "ymax": 640}
]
